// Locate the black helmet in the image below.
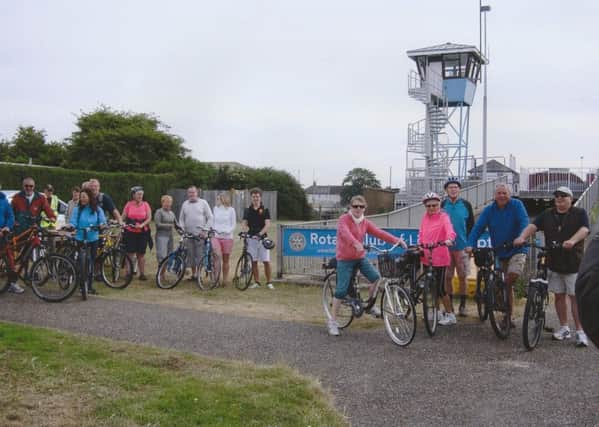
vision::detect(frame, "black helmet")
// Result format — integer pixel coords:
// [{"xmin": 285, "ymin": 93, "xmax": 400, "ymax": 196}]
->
[
  {"xmin": 262, "ymin": 238, "xmax": 275, "ymax": 250},
  {"xmin": 443, "ymin": 177, "xmax": 461, "ymax": 189}
]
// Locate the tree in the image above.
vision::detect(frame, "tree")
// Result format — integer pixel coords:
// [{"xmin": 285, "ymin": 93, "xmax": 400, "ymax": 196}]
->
[
  {"xmin": 340, "ymin": 167, "xmax": 381, "ymax": 205},
  {"xmin": 0, "ymin": 126, "xmax": 67, "ymax": 167},
  {"xmin": 66, "ymin": 107, "xmax": 189, "ymax": 172}
]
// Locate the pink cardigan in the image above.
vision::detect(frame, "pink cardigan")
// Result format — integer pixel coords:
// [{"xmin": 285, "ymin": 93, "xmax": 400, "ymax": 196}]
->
[
  {"xmin": 336, "ymin": 213, "xmax": 399, "ymax": 261},
  {"xmin": 418, "ymin": 211, "xmax": 456, "ymax": 267}
]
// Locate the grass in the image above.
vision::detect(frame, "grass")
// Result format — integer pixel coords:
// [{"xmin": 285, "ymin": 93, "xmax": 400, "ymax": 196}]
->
[{"xmin": 0, "ymin": 321, "xmax": 348, "ymax": 427}]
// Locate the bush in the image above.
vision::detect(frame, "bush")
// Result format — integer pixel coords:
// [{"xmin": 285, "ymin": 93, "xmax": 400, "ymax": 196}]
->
[{"xmin": 0, "ymin": 163, "xmax": 175, "ymax": 210}]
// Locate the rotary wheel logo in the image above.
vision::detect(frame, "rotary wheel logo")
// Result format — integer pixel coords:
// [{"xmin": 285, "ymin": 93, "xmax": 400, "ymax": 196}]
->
[{"xmin": 288, "ymin": 232, "xmax": 306, "ymax": 252}]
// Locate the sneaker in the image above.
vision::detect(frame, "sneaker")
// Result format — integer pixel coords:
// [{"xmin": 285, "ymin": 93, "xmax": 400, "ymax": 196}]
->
[
  {"xmin": 458, "ymin": 304, "xmax": 467, "ymax": 317},
  {"xmin": 575, "ymin": 331, "xmax": 589, "ymax": 347},
  {"xmin": 248, "ymin": 282, "xmax": 261, "ymax": 289},
  {"xmin": 266, "ymin": 283, "xmax": 275, "ymax": 290},
  {"xmin": 552, "ymin": 326, "xmax": 571, "ymax": 341},
  {"xmin": 8, "ymin": 282, "xmax": 24, "ymax": 294},
  {"xmin": 366, "ymin": 306, "xmax": 381, "ymax": 318},
  {"xmin": 439, "ymin": 312, "xmax": 457, "ymax": 326},
  {"xmin": 327, "ymin": 319, "xmax": 340, "ymax": 336},
  {"xmin": 138, "ymin": 274, "xmax": 148, "ymax": 281}
]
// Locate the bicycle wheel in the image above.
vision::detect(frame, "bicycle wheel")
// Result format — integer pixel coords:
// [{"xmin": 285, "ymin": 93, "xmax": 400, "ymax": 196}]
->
[
  {"xmin": 30, "ymin": 254, "xmax": 78, "ymax": 302},
  {"xmin": 0, "ymin": 255, "xmax": 12, "ymax": 294},
  {"xmin": 421, "ymin": 275, "xmax": 438, "ymax": 337},
  {"xmin": 475, "ymin": 270, "xmax": 489, "ymax": 322},
  {"xmin": 522, "ymin": 283, "xmax": 544, "ymax": 350},
  {"xmin": 156, "ymin": 253, "xmax": 185, "ymax": 289},
  {"xmin": 322, "ymin": 272, "xmax": 353, "ymax": 329},
  {"xmin": 381, "ymin": 282, "xmax": 416, "ymax": 347},
  {"xmin": 489, "ymin": 279, "xmax": 510, "ymax": 339},
  {"xmin": 197, "ymin": 253, "xmax": 221, "ymax": 291},
  {"xmin": 233, "ymin": 253, "xmax": 253, "ymax": 291},
  {"xmin": 100, "ymin": 248, "xmax": 133, "ymax": 289}
]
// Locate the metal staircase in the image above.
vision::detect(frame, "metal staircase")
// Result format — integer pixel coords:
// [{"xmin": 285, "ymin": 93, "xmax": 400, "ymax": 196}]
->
[{"xmin": 405, "ymin": 70, "xmax": 450, "ymax": 202}]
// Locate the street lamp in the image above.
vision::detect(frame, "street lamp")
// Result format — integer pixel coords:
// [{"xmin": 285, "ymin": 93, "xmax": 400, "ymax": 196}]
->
[{"xmin": 480, "ymin": 3, "xmax": 491, "ymax": 183}]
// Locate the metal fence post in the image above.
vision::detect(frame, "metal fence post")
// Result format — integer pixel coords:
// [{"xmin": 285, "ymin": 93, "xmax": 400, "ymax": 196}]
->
[{"xmin": 276, "ymin": 223, "xmax": 284, "ymax": 278}]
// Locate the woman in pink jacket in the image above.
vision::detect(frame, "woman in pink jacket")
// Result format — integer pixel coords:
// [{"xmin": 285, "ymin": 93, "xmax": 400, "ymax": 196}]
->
[
  {"xmin": 327, "ymin": 195, "xmax": 407, "ymax": 336},
  {"xmin": 419, "ymin": 192, "xmax": 457, "ymax": 325}
]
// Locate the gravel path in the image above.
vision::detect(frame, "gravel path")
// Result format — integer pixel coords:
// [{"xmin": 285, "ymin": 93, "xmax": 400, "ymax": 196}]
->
[{"xmin": 1, "ymin": 292, "xmax": 598, "ymax": 426}]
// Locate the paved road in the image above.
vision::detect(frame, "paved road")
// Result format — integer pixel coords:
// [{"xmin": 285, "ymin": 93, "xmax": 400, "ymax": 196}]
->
[{"xmin": 1, "ymin": 293, "xmax": 598, "ymax": 426}]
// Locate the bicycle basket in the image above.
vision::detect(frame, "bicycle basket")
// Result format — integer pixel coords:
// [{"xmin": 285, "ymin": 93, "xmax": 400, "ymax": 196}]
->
[
  {"xmin": 474, "ymin": 248, "xmax": 494, "ymax": 268},
  {"xmin": 377, "ymin": 254, "xmax": 400, "ymax": 278}
]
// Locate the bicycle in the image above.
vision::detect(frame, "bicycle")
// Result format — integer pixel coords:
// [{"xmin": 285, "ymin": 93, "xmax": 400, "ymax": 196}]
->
[
  {"xmin": 196, "ymin": 227, "xmax": 221, "ymax": 291},
  {"xmin": 64, "ymin": 225, "xmax": 105, "ymax": 300},
  {"xmin": 397, "ymin": 242, "xmax": 449, "ymax": 337},
  {"xmin": 322, "ymin": 243, "xmax": 416, "ymax": 347},
  {"xmin": 471, "ymin": 245, "xmax": 511, "ymax": 339},
  {"xmin": 233, "ymin": 232, "xmax": 261, "ymax": 291},
  {"xmin": 521, "ymin": 241, "xmax": 561, "ymax": 351},
  {"xmin": 155, "ymin": 224, "xmax": 203, "ymax": 289},
  {"xmin": 58, "ymin": 222, "xmax": 134, "ymax": 289},
  {"xmin": 0, "ymin": 226, "xmax": 78, "ymax": 302}
]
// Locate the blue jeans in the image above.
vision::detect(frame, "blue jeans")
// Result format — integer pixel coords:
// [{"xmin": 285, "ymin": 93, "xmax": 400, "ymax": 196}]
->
[{"xmin": 335, "ymin": 258, "xmax": 380, "ymax": 299}]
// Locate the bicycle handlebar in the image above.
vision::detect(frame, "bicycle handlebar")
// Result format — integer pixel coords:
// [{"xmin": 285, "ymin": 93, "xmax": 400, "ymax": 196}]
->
[
  {"xmin": 238, "ymin": 232, "xmax": 266, "ymax": 240},
  {"xmin": 364, "ymin": 240, "xmax": 405, "ymax": 254}
]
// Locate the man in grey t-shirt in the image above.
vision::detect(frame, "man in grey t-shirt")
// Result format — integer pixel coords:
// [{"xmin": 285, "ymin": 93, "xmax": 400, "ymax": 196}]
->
[{"xmin": 179, "ymin": 186, "xmax": 213, "ymax": 280}]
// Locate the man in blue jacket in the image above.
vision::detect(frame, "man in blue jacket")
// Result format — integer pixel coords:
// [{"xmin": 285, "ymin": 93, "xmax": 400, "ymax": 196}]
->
[
  {"xmin": 466, "ymin": 183, "xmax": 529, "ymax": 327},
  {"xmin": 0, "ymin": 190, "xmax": 19, "ymax": 293}
]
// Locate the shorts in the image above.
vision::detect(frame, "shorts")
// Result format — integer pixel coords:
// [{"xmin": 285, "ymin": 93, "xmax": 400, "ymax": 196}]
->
[
  {"xmin": 124, "ymin": 230, "xmax": 149, "ymax": 254},
  {"xmin": 335, "ymin": 258, "xmax": 380, "ymax": 299},
  {"xmin": 500, "ymin": 253, "xmax": 526, "ymax": 277},
  {"xmin": 447, "ymin": 250, "xmax": 469, "ymax": 279},
  {"xmin": 248, "ymin": 238, "xmax": 270, "ymax": 263},
  {"xmin": 185, "ymin": 238, "xmax": 204, "ymax": 268},
  {"xmin": 213, "ymin": 237, "xmax": 233, "ymax": 255},
  {"xmin": 548, "ymin": 270, "xmax": 577, "ymax": 296}
]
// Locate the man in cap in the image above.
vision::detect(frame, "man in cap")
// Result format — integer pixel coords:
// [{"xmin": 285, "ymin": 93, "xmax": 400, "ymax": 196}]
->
[
  {"xmin": 514, "ymin": 186, "xmax": 590, "ymax": 346},
  {"xmin": 441, "ymin": 178, "xmax": 474, "ymax": 316}
]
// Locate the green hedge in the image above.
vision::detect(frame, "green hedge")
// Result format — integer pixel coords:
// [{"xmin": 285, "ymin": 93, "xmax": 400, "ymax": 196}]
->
[{"xmin": 0, "ymin": 163, "xmax": 176, "ymax": 210}]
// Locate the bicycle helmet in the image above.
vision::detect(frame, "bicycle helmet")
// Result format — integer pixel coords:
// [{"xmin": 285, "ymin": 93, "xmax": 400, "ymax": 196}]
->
[
  {"xmin": 443, "ymin": 177, "xmax": 462, "ymax": 189},
  {"xmin": 262, "ymin": 238, "xmax": 276, "ymax": 250},
  {"xmin": 422, "ymin": 192, "xmax": 441, "ymax": 204}
]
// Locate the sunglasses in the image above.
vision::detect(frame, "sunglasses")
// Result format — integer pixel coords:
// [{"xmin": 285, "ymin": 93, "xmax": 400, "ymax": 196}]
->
[
  {"xmin": 24, "ymin": 185, "xmax": 34, "ymax": 188},
  {"xmin": 425, "ymin": 204, "xmax": 440, "ymax": 208},
  {"xmin": 351, "ymin": 205, "xmax": 366, "ymax": 209}
]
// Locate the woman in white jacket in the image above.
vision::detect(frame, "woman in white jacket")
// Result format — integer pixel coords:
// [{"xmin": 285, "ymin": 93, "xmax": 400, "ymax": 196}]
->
[{"xmin": 213, "ymin": 193, "xmax": 236, "ymax": 286}]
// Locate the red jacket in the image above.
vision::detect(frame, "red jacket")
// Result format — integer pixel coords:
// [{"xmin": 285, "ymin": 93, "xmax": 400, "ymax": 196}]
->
[
  {"xmin": 11, "ymin": 191, "xmax": 56, "ymax": 233},
  {"xmin": 336, "ymin": 213, "xmax": 399, "ymax": 261}
]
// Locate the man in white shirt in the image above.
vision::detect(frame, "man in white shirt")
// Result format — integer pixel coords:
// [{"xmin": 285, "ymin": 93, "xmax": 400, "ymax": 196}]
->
[{"xmin": 179, "ymin": 186, "xmax": 213, "ymax": 280}]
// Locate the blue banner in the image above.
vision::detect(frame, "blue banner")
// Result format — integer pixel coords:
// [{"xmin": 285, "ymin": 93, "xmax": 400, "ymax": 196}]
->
[{"xmin": 282, "ymin": 227, "xmax": 491, "ymax": 258}]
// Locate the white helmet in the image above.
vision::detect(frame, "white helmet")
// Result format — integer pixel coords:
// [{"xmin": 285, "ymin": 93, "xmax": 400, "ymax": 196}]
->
[{"xmin": 422, "ymin": 192, "xmax": 441, "ymax": 204}]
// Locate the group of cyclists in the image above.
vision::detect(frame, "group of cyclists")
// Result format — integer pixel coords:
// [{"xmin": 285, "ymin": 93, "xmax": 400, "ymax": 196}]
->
[
  {"xmin": 327, "ymin": 178, "xmax": 592, "ymax": 348},
  {"xmin": 0, "ymin": 177, "xmax": 275, "ymax": 296}
]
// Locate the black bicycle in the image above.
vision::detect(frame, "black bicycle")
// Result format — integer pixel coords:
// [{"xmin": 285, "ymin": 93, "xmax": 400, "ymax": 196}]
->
[
  {"xmin": 233, "ymin": 232, "xmax": 273, "ymax": 291},
  {"xmin": 471, "ymin": 245, "xmax": 511, "ymax": 339},
  {"xmin": 398, "ymin": 242, "xmax": 448, "ymax": 337},
  {"xmin": 65, "ymin": 225, "xmax": 105, "ymax": 300},
  {"xmin": 156, "ymin": 224, "xmax": 203, "ymax": 289},
  {"xmin": 522, "ymin": 241, "xmax": 561, "ymax": 350},
  {"xmin": 196, "ymin": 227, "xmax": 221, "ymax": 291},
  {"xmin": 322, "ymin": 243, "xmax": 416, "ymax": 347}
]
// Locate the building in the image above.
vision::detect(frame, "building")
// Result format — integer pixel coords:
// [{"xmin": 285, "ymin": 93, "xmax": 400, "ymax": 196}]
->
[
  {"xmin": 305, "ymin": 184, "xmax": 344, "ymax": 219},
  {"xmin": 469, "ymin": 160, "xmax": 520, "ymax": 192}
]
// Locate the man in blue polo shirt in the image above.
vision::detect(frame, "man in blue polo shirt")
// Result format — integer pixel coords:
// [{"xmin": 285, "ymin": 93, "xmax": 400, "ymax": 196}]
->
[
  {"xmin": 466, "ymin": 183, "xmax": 529, "ymax": 327},
  {"xmin": 441, "ymin": 178, "xmax": 474, "ymax": 317}
]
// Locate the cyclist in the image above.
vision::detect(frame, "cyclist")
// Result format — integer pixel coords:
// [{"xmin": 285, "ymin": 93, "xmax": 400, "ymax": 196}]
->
[
  {"xmin": 179, "ymin": 186, "xmax": 213, "ymax": 281},
  {"xmin": 441, "ymin": 178, "xmax": 474, "ymax": 316},
  {"xmin": 0, "ymin": 190, "xmax": 18, "ymax": 293},
  {"xmin": 40, "ymin": 184, "xmax": 59, "ymax": 229},
  {"xmin": 122, "ymin": 186, "xmax": 152, "ymax": 281},
  {"xmin": 514, "ymin": 186, "xmax": 590, "ymax": 346},
  {"xmin": 213, "ymin": 192, "xmax": 236, "ymax": 286},
  {"xmin": 11, "ymin": 177, "xmax": 56, "ymax": 235},
  {"xmin": 243, "ymin": 187, "xmax": 274, "ymax": 290},
  {"xmin": 327, "ymin": 195, "xmax": 406, "ymax": 336},
  {"xmin": 88, "ymin": 178, "xmax": 123, "ymax": 223},
  {"xmin": 419, "ymin": 192, "xmax": 457, "ymax": 325},
  {"xmin": 466, "ymin": 183, "xmax": 529, "ymax": 328},
  {"xmin": 69, "ymin": 188, "xmax": 107, "ymax": 295}
]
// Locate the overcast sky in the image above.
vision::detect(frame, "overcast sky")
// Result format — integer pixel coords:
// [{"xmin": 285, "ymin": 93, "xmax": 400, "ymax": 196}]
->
[{"xmin": 1, "ymin": 1, "xmax": 597, "ymax": 188}]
